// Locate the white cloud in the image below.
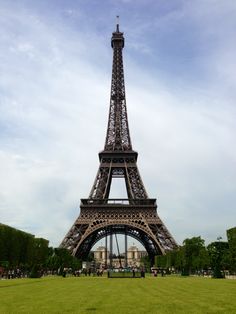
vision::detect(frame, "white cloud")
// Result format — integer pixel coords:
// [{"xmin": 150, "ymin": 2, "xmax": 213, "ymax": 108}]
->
[{"xmin": 0, "ymin": 5, "xmax": 109, "ymax": 245}]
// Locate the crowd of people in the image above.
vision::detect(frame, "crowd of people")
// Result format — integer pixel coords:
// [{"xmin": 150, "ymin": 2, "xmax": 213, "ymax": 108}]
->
[
  {"xmin": 0, "ymin": 267, "xmax": 29, "ymax": 279},
  {"xmin": 0, "ymin": 266, "xmax": 148, "ymax": 279},
  {"xmin": 0, "ymin": 266, "xmax": 106, "ymax": 280},
  {"xmin": 62, "ymin": 267, "xmax": 104, "ymax": 277}
]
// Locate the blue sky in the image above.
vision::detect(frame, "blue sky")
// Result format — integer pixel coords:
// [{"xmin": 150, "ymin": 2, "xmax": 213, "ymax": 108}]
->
[{"xmin": 0, "ymin": 0, "xmax": 235, "ymax": 248}]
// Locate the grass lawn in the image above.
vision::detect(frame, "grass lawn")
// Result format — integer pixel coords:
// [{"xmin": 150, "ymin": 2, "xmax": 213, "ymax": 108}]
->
[{"xmin": 0, "ymin": 275, "xmax": 235, "ymax": 314}]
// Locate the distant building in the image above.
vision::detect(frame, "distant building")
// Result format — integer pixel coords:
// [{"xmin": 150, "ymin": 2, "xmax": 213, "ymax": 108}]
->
[
  {"xmin": 127, "ymin": 245, "xmax": 147, "ymax": 267},
  {"xmin": 94, "ymin": 246, "xmax": 109, "ymax": 262},
  {"xmin": 93, "ymin": 245, "xmax": 147, "ymax": 268}
]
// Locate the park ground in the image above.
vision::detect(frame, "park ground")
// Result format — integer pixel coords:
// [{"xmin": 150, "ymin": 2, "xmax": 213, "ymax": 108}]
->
[{"xmin": 0, "ymin": 275, "xmax": 236, "ymax": 314}]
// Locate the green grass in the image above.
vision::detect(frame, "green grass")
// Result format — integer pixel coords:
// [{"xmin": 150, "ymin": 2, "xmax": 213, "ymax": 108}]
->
[{"xmin": 0, "ymin": 275, "xmax": 235, "ymax": 313}]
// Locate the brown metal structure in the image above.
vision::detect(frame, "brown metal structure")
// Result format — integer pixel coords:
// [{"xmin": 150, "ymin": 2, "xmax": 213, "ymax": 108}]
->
[{"xmin": 60, "ymin": 23, "xmax": 177, "ymax": 263}]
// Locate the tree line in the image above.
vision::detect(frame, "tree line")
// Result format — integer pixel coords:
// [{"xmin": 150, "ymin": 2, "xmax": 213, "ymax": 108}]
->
[
  {"xmin": 155, "ymin": 227, "xmax": 236, "ymax": 278},
  {"xmin": 1, "ymin": 223, "xmax": 235, "ymax": 278},
  {"xmin": 0, "ymin": 223, "xmax": 81, "ymax": 276}
]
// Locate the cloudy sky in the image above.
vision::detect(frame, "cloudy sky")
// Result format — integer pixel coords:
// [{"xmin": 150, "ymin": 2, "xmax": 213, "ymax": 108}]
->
[{"xmin": 0, "ymin": 0, "xmax": 235, "ymax": 249}]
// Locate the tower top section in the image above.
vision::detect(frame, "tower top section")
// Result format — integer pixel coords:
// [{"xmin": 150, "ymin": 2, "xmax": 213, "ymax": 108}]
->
[
  {"xmin": 102, "ymin": 19, "xmax": 133, "ymax": 153},
  {"xmin": 111, "ymin": 16, "xmax": 124, "ymax": 48}
]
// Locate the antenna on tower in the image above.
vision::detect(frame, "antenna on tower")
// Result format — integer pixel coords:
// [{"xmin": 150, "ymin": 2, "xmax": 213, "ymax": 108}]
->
[{"xmin": 116, "ymin": 15, "xmax": 120, "ymax": 32}]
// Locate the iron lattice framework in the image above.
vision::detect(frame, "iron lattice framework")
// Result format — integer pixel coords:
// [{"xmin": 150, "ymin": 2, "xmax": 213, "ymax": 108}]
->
[{"xmin": 60, "ymin": 23, "xmax": 177, "ymax": 263}]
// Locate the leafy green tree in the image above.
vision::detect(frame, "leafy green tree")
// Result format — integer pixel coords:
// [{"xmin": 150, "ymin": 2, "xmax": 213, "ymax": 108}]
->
[
  {"xmin": 140, "ymin": 255, "xmax": 151, "ymax": 272},
  {"xmin": 0, "ymin": 225, "xmax": 8, "ymax": 261},
  {"xmin": 155, "ymin": 254, "xmax": 166, "ymax": 268},
  {"xmin": 52, "ymin": 248, "xmax": 82, "ymax": 273},
  {"xmin": 207, "ymin": 241, "xmax": 229, "ymax": 278},
  {"xmin": 227, "ymin": 227, "xmax": 236, "ymax": 272},
  {"xmin": 155, "ymin": 237, "xmax": 209, "ymax": 275},
  {"xmin": 0, "ymin": 223, "xmax": 51, "ymax": 268},
  {"xmin": 182, "ymin": 236, "xmax": 208, "ymax": 274},
  {"xmin": 155, "ymin": 249, "xmax": 180, "ymax": 270},
  {"xmin": 174, "ymin": 246, "xmax": 185, "ymax": 272},
  {"xmin": 33, "ymin": 238, "xmax": 50, "ymax": 266}
]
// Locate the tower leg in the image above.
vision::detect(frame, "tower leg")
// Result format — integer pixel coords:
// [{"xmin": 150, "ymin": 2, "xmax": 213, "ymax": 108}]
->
[
  {"xmin": 105, "ymin": 228, "xmax": 108, "ymax": 269},
  {"xmin": 109, "ymin": 230, "xmax": 113, "ymax": 268},
  {"xmin": 125, "ymin": 228, "xmax": 128, "ymax": 268}
]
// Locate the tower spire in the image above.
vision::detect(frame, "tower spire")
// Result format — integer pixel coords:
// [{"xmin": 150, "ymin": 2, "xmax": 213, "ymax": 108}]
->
[
  {"xmin": 116, "ymin": 15, "xmax": 120, "ymax": 32},
  {"xmin": 105, "ymin": 20, "xmax": 131, "ymax": 152}
]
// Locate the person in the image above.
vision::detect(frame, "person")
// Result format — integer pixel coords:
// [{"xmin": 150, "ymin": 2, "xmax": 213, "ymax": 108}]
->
[
  {"xmin": 132, "ymin": 268, "xmax": 135, "ymax": 278},
  {"xmin": 141, "ymin": 268, "xmax": 145, "ymax": 278},
  {"xmin": 62, "ymin": 268, "xmax": 66, "ymax": 278}
]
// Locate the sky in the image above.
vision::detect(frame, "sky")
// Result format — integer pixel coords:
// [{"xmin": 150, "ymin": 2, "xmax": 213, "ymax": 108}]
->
[{"xmin": 0, "ymin": 0, "xmax": 235, "ymax": 249}]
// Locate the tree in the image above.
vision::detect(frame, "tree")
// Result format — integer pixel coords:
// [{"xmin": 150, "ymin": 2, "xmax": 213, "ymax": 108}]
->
[
  {"xmin": 207, "ymin": 241, "xmax": 229, "ymax": 278},
  {"xmin": 155, "ymin": 254, "xmax": 167, "ymax": 269},
  {"xmin": 0, "ymin": 223, "xmax": 50, "ymax": 268},
  {"xmin": 227, "ymin": 227, "xmax": 236, "ymax": 272},
  {"xmin": 173, "ymin": 246, "xmax": 185, "ymax": 272},
  {"xmin": 51, "ymin": 248, "xmax": 82, "ymax": 273},
  {"xmin": 32, "ymin": 238, "xmax": 50, "ymax": 266},
  {"xmin": 140, "ymin": 255, "xmax": 151, "ymax": 272},
  {"xmin": 155, "ymin": 249, "xmax": 182, "ymax": 271},
  {"xmin": 182, "ymin": 236, "xmax": 208, "ymax": 275}
]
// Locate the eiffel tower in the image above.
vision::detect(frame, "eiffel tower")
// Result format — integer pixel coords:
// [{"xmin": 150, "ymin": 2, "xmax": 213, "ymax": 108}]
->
[{"xmin": 60, "ymin": 21, "xmax": 177, "ymax": 265}]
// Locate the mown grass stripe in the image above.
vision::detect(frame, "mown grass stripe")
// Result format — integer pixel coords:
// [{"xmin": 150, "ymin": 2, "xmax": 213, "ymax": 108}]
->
[{"xmin": 0, "ymin": 276, "xmax": 235, "ymax": 313}]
